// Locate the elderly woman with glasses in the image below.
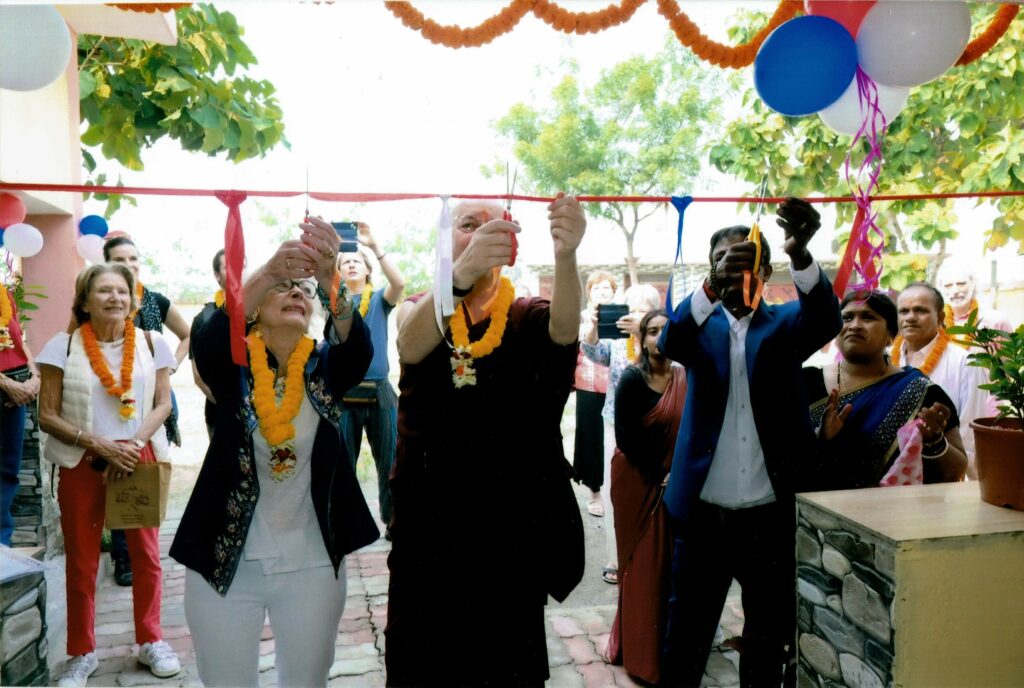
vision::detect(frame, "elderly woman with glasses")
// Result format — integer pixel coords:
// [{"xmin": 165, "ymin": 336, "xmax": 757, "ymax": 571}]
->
[{"xmin": 169, "ymin": 218, "xmax": 379, "ymax": 687}]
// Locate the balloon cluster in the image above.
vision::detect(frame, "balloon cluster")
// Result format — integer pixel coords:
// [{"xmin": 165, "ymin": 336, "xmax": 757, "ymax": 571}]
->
[
  {"xmin": 0, "ymin": 5, "xmax": 72, "ymax": 92},
  {"xmin": 754, "ymin": 1, "xmax": 972, "ymax": 135},
  {"xmin": 77, "ymin": 215, "xmax": 110, "ymax": 264},
  {"xmin": 0, "ymin": 193, "xmax": 44, "ymax": 258}
]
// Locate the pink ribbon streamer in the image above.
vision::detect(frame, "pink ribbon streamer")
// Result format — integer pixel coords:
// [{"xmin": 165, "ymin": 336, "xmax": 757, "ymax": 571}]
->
[
  {"xmin": 880, "ymin": 418, "xmax": 924, "ymax": 487},
  {"xmin": 842, "ymin": 66, "xmax": 887, "ymax": 293}
]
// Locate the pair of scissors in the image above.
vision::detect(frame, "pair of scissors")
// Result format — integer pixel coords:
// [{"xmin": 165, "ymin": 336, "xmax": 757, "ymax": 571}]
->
[
  {"xmin": 743, "ymin": 173, "xmax": 769, "ymax": 310},
  {"xmin": 505, "ymin": 163, "xmax": 518, "ymax": 267}
]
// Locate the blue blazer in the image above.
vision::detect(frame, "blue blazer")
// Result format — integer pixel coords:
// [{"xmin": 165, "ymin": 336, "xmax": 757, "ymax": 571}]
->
[{"xmin": 658, "ymin": 270, "xmax": 841, "ymax": 529}]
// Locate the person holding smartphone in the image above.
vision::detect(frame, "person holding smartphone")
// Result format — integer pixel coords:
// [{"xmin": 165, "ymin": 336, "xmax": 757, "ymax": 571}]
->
[{"xmin": 335, "ymin": 221, "xmax": 405, "ymax": 537}]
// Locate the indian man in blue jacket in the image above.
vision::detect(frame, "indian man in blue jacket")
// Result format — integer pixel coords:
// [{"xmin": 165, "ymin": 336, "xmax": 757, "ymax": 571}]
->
[{"xmin": 658, "ymin": 197, "xmax": 841, "ymax": 687}]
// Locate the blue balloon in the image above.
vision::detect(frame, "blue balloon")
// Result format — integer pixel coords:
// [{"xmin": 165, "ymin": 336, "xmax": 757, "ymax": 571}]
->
[
  {"xmin": 0, "ymin": 228, "xmax": 4, "ymax": 247},
  {"xmin": 78, "ymin": 214, "xmax": 109, "ymax": 237},
  {"xmin": 754, "ymin": 16, "xmax": 858, "ymax": 117}
]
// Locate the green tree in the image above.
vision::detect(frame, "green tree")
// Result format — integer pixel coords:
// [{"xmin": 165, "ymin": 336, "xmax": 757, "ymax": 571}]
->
[
  {"xmin": 392, "ymin": 223, "xmax": 437, "ymax": 297},
  {"xmin": 78, "ymin": 4, "xmax": 287, "ymax": 216},
  {"xmin": 493, "ymin": 42, "xmax": 738, "ymax": 285},
  {"xmin": 709, "ymin": 5, "xmax": 1024, "ymax": 287}
]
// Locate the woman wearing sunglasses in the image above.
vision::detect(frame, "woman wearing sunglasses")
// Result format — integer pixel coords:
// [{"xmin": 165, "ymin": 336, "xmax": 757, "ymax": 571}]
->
[{"xmin": 170, "ymin": 219, "xmax": 379, "ymax": 687}]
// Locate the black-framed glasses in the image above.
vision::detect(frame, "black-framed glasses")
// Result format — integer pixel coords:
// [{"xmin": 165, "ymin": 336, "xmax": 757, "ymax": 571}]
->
[{"xmin": 271, "ymin": 280, "xmax": 317, "ymax": 299}]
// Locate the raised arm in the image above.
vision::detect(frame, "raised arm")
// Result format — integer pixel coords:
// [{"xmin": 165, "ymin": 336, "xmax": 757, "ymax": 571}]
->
[
  {"xmin": 358, "ymin": 222, "xmax": 406, "ymax": 306},
  {"xmin": 547, "ymin": 194, "xmax": 586, "ymax": 345}
]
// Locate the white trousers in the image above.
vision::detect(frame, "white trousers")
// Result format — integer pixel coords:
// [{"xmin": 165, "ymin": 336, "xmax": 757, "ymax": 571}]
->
[
  {"xmin": 602, "ymin": 421, "xmax": 618, "ymax": 567},
  {"xmin": 185, "ymin": 559, "xmax": 347, "ymax": 687}
]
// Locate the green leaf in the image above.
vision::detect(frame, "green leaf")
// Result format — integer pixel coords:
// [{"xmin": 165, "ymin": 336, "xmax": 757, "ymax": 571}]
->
[{"xmin": 79, "ymin": 71, "xmax": 97, "ymax": 100}]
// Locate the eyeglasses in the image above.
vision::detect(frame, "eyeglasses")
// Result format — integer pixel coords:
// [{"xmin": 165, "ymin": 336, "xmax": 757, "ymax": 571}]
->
[{"xmin": 271, "ymin": 280, "xmax": 317, "ymax": 299}]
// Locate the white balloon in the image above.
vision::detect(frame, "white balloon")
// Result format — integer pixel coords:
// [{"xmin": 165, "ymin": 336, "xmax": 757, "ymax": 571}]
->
[
  {"xmin": 0, "ymin": 5, "xmax": 72, "ymax": 92},
  {"xmin": 77, "ymin": 234, "xmax": 106, "ymax": 264},
  {"xmin": 3, "ymin": 223, "xmax": 44, "ymax": 258},
  {"xmin": 857, "ymin": 1, "xmax": 971, "ymax": 88},
  {"xmin": 819, "ymin": 76, "xmax": 909, "ymax": 137}
]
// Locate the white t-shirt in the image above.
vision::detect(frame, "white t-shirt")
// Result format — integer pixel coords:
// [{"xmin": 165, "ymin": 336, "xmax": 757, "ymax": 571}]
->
[{"xmin": 37, "ymin": 330, "xmax": 175, "ymax": 441}]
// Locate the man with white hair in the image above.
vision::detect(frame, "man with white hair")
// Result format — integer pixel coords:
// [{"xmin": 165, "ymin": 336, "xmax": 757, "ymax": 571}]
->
[{"xmin": 937, "ymin": 258, "xmax": 1013, "ymax": 346}]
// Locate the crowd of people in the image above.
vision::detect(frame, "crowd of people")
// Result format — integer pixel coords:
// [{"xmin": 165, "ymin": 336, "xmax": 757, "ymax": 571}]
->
[{"xmin": 0, "ymin": 189, "xmax": 1015, "ymax": 688}]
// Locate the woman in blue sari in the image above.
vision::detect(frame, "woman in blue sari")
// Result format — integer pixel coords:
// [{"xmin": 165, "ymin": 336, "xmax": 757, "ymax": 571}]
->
[{"xmin": 802, "ymin": 291, "xmax": 967, "ymax": 490}]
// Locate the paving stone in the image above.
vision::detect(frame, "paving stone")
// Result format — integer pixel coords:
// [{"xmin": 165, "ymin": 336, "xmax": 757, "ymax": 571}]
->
[
  {"xmin": 574, "ymin": 608, "xmax": 610, "ymax": 635},
  {"xmin": 259, "ymin": 652, "xmax": 276, "ymax": 673},
  {"xmin": 0, "ymin": 606, "xmax": 42, "ymax": 663},
  {"xmin": 704, "ymin": 649, "xmax": 739, "ymax": 685},
  {"xmin": 578, "ymin": 661, "xmax": 616, "ymax": 688},
  {"xmin": 839, "ymin": 652, "xmax": 884, "ymax": 688},
  {"xmin": 328, "ymin": 655, "xmax": 382, "ymax": 677},
  {"xmin": 797, "ymin": 527, "xmax": 822, "ymax": 567},
  {"xmin": 591, "ymin": 633, "xmax": 610, "ymax": 659},
  {"xmin": 260, "ymin": 638, "xmax": 275, "ymax": 656},
  {"xmin": 813, "ymin": 606, "xmax": 864, "ymax": 656},
  {"xmin": 842, "ymin": 574, "xmax": 890, "ymax": 644},
  {"xmin": 95, "ymin": 645, "xmax": 134, "ymax": 661},
  {"xmin": 564, "ymin": 635, "xmax": 600, "ymax": 665},
  {"xmin": 342, "ymin": 604, "xmax": 370, "ymax": 620},
  {"xmin": 333, "ymin": 642, "xmax": 377, "ymax": 661},
  {"xmin": 551, "ymin": 614, "xmax": 586, "ymax": 637},
  {"xmin": 547, "ymin": 664, "xmax": 585, "ymax": 688},
  {"xmin": 338, "ymin": 629, "xmax": 376, "ymax": 646},
  {"xmin": 823, "ymin": 531, "xmax": 873, "ymax": 564},
  {"xmin": 799, "ymin": 633, "xmax": 841, "ymax": 681},
  {"xmin": 607, "ymin": 663, "xmax": 640, "ymax": 687},
  {"xmin": 92, "ymin": 656, "xmax": 131, "ymax": 675},
  {"xmin": 363, "ymin": 575, "xmax": 389, "ymax": 597},
  {"xmin": 821, "ymin": 544, "xmax": 851, "ymax": 579},
  {"xmin": 546, "ymin": 632, "xmax": 573, "ymax": 667}
]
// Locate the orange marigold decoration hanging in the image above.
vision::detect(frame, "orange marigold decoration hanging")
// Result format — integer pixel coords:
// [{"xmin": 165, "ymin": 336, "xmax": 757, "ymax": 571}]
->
[
  {"xmin": 449, "ymin": 276, "xmax": 515, "ymax": 387},
  {"xmin": 656, "ymin": 0, "xmax": 802, "ymax": 69},
  {"xmin": 531, "ymin": 0, "xmax": 646, "ymax": 36},
  {"xmin": 944, "ymin": 300, "xmax": 979, "ymax": 348},
  {"xmin": 80, "ymin": 320, "xmax": 138, "ymax": 421},
  {"xmin": 956, "ymin": 4, "xmax": 1020, "ymax": 66},
  {"xmin": 383, "ymin": 0, "xmax": 533, "ymax": 49}
]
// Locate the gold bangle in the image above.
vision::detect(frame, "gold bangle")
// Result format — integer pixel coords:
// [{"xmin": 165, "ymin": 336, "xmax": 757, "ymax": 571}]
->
[{"xmin": 73, "ymin": 429, "xmax": 82, "ymax": 447}]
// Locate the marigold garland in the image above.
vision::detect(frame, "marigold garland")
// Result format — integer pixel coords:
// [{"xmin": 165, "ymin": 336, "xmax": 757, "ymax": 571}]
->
[
  {"xmin": 956, "ymin": 4, "xmax": 1020, "ymax": 66},
  {"xmin": 81, "ymin": 320, "xmax": 138, "ymax": 421},
  {"xmin": 626, "ymin": 335, "xmax": 638, "ymax": 363},
  {"xmin": 449, "ymin": 276, "xmax": 515, "ymax": 387},
  {"xmin": 944, "ymin": 299, "xmax": 978, "ymax": 348},
  {"xmin": 383, "ymin": 0, "xmax": 1017, "ymax": 69},
  {"xmin": 247, "ymin": 331, "xmax": 315, "ymax": 447},
  {"xmin": 0, "ymin": 284, "xmax": 14, "ymax": 351},
  {"xmin": 214, "ymin": 289, "xmax": 225, "ymax": 309},
  {"xmin": 891, "ymin": 329, "xmax": 950, "ymax": 377}
]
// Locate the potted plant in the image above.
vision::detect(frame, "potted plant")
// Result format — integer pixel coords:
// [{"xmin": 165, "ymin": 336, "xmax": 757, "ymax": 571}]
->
[{"xmin": 947, "ymin": 315, "xmax": 1024, "ymax": 510}]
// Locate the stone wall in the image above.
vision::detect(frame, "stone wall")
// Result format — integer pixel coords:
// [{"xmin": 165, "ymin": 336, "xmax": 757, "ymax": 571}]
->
[
  {"xmin": 796, "ymin": 500, "xmax": 896, "ymax": 688},
  {"xmin": 0, "ymin": 548, "xmax": 49, "ymax": 686}
]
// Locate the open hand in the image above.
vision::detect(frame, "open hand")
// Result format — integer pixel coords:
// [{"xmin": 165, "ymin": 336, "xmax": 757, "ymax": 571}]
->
[
  {"xmin": 821, "ymin": 388, "xmax": 853, "ymax": 440},
  {"xmin": 298, "ymin": 216, "xmax": 343, "ymax": 285}
]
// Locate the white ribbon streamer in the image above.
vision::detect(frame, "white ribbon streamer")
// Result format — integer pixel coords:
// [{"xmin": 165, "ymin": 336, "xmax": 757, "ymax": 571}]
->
[{"xmin": 433, "ymin": 194, "xmax": 454, "ymax": 336}]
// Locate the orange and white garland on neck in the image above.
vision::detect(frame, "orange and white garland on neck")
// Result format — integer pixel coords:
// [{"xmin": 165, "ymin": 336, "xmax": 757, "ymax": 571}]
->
[
  {"xmin": 0, "ymin": 284, "xmax": 14, "ymax": 351},
  {"xmin": 246, "ymin": 330, "xmax": 314, "ymax": 482},
  {"xmin": 80, "ymin": 320, "xmax": 137, "ymax": 420},
  {"xmin": 356, "ymin": 284, "xmax": 373, "ymax": 318},
  {"xmin": 944, "ymin": 299, "xmax": 978, "ymax": 348},
  {"xmin": 448, "ymin": 276, "xmax": 515, "ymax": 388},
  {"xmin": 891, "ymin": 329, "xmax": 950, "ymax": 377},
  {"xmin": 214, "ymin": 289, "xmax": 224, "ymax": 309}
]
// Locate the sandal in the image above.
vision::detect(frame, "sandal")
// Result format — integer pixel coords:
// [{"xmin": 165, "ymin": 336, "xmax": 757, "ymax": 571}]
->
[
  {"xmin": 602, "ymin": 566, "xmax": 619, "ymax": 584},
  {"xmin": 587, "ymin": 500, "xmax": 605, "ymax": 517}
]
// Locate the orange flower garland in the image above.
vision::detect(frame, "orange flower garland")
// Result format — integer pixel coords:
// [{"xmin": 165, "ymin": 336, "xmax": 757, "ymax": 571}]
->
[
  {"xmin": 891, "ymin": 329, "xmax": 950, "ymax": 377},
  {"xmin": 384, "ymin": 0, "xmax": 533, "ymax": 49},
  {"xmin": 247, "ymin": 331, "xmax": 315, "ymax": 448},
  {"xmin": 0, "ymin": 284, "xmax": 14, "ymax": 351},
  {"xmin": 956, "ymin": 4, "xmax": 1020, "ymax": 66},
  {"xmin": 214, "ymin": 289, "xmax": 225, "ymax": 309},
  {"xmin": 531, "ymin": 0, "xmax": 645, "ymax": 36},
  {"xmin": 81, "ymin": 320, "xmax": 138, "ymax": 420},
  {"xmin": 449, "ymin": 276, "xmax": 516, "ymax": 387},
  {"xmin": 657, "ymin": 0, "xmax": 802, "ymax": 69},
  {"xmin": 626, "ymin": 335, "xmax": 638, "ymax": 363},
  {"xmin": 944, "ymin": 299, "xmax": 978, "ymax": 348}
]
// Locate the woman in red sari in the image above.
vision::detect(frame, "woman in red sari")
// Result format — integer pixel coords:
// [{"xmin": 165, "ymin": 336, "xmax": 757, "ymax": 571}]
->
[{"xmin": 605, "ymin": 309, "xmax": 684, "ymax": 685}]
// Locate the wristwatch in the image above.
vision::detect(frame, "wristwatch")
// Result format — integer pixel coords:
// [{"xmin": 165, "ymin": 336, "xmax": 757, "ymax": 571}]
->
[{"xmin": 130, "ymin": 438, "xmax": 146, "ymax": 450}]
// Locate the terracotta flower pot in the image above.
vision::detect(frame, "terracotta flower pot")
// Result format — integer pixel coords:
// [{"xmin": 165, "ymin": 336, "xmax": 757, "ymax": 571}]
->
[{"xmin": 971, "ymin": 417, "xmax": 1024, "ymax": 511}]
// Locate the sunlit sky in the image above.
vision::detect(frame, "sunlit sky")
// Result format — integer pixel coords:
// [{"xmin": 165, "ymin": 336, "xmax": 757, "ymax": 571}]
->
[{"xmin": 80, "ymin": 1, "xmax": 1021, "ymax": 292}]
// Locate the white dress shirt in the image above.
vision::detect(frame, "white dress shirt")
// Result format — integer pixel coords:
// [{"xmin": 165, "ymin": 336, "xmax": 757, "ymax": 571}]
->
[
  {"xmin": 900, "ymin": 333, "xmax": 992, "ymax": 469},
  {"xmin": 693, "ymin": 263, "xmax": 822, "ymax": 509}
]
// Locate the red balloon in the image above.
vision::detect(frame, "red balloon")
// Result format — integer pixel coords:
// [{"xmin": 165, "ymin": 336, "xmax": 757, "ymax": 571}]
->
[
  {"xmin": 804, "ymin": 0, "xmax": 876, "ymax": 38},
  {"xmin": 0, "ymin": 193, "xmax": 27, "ymax": 228}
]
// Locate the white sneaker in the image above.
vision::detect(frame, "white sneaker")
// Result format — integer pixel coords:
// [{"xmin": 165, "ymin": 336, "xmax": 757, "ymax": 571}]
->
[
  {"xmin": 138, "ymin": 640, "xmax": 181, "ymax": 678},
  {"xmin": 57, "ymin": 653, "xmax": 98, "ymax": 687}
]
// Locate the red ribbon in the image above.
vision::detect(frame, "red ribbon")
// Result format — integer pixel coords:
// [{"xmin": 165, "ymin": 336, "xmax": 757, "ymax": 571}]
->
[
  {"xmin": 833, "ymin": 206, "xmax": 866, "ymax": 297},
  {"xmin": 215, "ymin": 191, "xmax": 249, "ymax": 367}
]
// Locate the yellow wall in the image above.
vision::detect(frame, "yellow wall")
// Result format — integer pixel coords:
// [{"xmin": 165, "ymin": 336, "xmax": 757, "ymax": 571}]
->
[{"xmin": 893, "ymin": 532, "xmax": 1024, "ymax": 687}]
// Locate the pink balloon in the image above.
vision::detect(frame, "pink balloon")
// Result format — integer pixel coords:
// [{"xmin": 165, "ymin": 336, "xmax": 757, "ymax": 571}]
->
[{"xmin": 804, "ymin": 0, "xmax": 876, "ymax": 38}]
